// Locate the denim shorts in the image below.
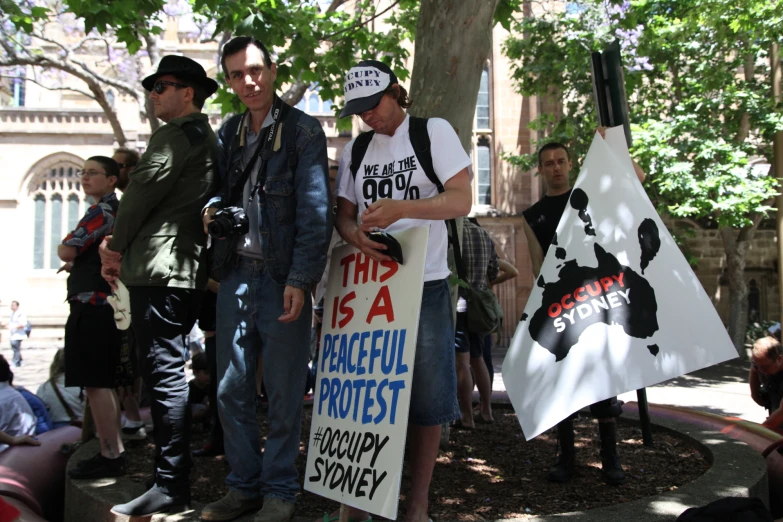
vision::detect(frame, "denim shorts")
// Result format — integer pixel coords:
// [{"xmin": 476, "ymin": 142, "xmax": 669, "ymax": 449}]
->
[{"xmin": 408, "ymin": 279, "xmax": 461, "ymax": 426}]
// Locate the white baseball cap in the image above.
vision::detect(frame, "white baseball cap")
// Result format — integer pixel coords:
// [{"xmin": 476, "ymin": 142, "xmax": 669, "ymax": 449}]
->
[{"xmin": 340, "ymin": 60, "xmax": 399, "ymax": 118}]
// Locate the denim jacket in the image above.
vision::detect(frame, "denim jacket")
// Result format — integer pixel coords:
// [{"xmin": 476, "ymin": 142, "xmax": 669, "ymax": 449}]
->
[{"xmin": 206, "ymin": 104, "xmax": 331, "ymax": 291}]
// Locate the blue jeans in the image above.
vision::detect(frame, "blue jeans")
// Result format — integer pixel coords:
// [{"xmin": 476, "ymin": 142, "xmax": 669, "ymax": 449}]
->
[
  {"xmin": 10, "ymin": 340, "xmax": 22, "ymax": 366},
  {"xmin": 408, "ymin": 279, "xmax": 461, "ymax": 426},
  {"xmin": 216, "ymin": 257, "xmax": 312, "ymax": 502}
]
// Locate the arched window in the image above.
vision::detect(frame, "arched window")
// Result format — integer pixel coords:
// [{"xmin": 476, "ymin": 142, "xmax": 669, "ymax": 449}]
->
[
  {"xmin": 475, "ymin": 67, "xmax": 490, "ymax": 129},
  {"xmin": 322, "ymin": 98, "xmax": 333, "ymax": 114},
  {"xmin": 67, "ymin": 194, "xmax": 80, "ymax": 234},
  {"xmin": 50, "ymin": 195, "xmax": 63, "ymax": 268},
  {"xmin": 27, "ymin": 159, "xmax": 87, "ymax": 270},
  {"xmin": 476, "ymin": 137, "xmax": 491, "ymax": 205},
  {"xmin": 308, "ymin": 93, "xmax": 320, "ymax": 114},
  {"xmin": 295, "ymin": 96, "xmax": 306, "ymax": 111},
  {"xmin": 33, "ymin": 195, "xmax": 46, "ymax": 269}
]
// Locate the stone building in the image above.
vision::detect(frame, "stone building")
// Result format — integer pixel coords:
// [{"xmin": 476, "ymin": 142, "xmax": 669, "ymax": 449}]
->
[{"xmin": 0, "ymin": 12, "xmax": 776, "ymax": 348}]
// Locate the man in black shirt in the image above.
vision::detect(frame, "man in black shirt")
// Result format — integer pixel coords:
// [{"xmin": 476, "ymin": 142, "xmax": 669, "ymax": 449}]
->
[{"xmin": 523, "ymin": 133, "xmax": 645, "ymax": 485}]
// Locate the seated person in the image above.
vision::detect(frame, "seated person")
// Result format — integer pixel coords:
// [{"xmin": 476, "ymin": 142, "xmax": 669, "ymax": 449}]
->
[
  {"xmin": 36, "ymin": 349, "xmax": 85, "ymax": 428},
  {"xmin": 0, "ymin": 355, "xmax": 36, "ymax": 453},
  {"xmin": 749, "ymin": 336, "xmax": 783, "ymax": 430},
  {"xmin": 189, "ymin": 352, "xmax": 211, "ymax": 427},
  {"xmin": 13, "ymin": 377, "xmax": 53, "ymax": 435}
]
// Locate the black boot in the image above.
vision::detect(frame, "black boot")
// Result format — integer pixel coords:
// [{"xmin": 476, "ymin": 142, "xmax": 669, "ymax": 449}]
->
[
  {"xmin": 110, "ymin": 486, "xmax": 190, "ymax": 517},
  {"xmin": 598, "ymin": 421, "xmax": 626, "ymax": 485},
  {"xmin": 547, "ymin": 419, "xmax": 575, "ymax": 482}
]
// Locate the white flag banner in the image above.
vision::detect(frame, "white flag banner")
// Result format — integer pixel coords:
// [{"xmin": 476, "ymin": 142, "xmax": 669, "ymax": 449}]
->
[
  {"xmin": 305, "ymin": 226, "xmax": 429, "ymax": 520},
  {"xmin": 502, "ymin": 126, "xmax": 737, "ymax": 440}
]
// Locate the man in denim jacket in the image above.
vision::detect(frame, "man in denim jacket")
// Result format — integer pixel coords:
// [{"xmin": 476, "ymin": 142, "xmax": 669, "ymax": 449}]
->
[{"xmin": 201, "ymin": 36, "xmax": 331, "ymax": 522}]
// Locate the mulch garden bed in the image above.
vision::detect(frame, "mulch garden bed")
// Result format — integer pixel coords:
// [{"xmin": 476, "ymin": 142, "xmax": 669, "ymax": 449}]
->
[{"xmin": 124, "ymin": 405, "xmax": 710, "ymax": 520}]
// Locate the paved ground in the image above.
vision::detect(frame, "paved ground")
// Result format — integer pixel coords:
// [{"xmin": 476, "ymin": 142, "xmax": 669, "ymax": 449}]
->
[
  {"xmin": 3, "ymin": 340, "xmax": 62, "ymax": 394},
  {"xmin": 5, "ymin": 338, "xmax": 767, "ymax": 425}
]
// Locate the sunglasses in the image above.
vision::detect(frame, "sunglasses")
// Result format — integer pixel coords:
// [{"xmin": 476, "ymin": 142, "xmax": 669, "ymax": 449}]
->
[{"xmin": 152, "ymin": 81, "xmax": 189, "ymax": 94}]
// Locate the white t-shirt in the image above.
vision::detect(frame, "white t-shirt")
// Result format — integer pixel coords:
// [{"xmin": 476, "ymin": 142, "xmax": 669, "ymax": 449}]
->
[
  {"xmin": 36, "ymin": 375, "xmax": 84, "ymax": 424},
  {"xmin": 0, "ymin": 382, "xmax": 36, "ymax": 453},
  {"xmin": 335, "ymin": 115, "xmax": 472, "ymax": 281},
  {"xmin": 9, "ymin": 310, "xmax": 27, "ymax": 342}
]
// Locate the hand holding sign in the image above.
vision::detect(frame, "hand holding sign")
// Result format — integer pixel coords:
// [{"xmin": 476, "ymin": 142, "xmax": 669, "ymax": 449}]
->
[{"xmin": 502, "ymin": 127, "xmax": 736, "ymax": 440}]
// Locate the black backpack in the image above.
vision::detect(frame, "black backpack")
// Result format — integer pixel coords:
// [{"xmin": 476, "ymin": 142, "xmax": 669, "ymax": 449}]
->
[{"xmin": 350, "ymin": 117, "xmax": 501, "ymax": 334}]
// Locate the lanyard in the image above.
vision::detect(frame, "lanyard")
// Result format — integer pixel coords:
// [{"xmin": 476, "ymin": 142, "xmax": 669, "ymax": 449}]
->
[
  {"xmin": 248, "ymin": 96, "xmax": 283, "ymax": 205},
  {"xmin": 233, "ymin": 96, "xmax": 287, "ymax": 205}
]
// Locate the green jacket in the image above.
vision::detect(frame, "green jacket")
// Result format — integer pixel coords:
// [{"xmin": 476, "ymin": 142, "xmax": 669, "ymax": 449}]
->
[{"xmin": 110, "ymin": 112, "xmax": 218, "ymax": 290}]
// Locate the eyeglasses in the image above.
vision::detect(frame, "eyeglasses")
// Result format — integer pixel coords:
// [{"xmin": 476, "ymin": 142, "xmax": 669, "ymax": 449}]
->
[
  {"xmin": 76, "ymin": 169, "xmax": 107, "ymax": 178},
  {"xmin": 152, "ymin": 81, "xmax": 189, "ymax": 94},
  {"xmin": 751, "ymin": 358, "xmax": 779, "ymax": 372}
]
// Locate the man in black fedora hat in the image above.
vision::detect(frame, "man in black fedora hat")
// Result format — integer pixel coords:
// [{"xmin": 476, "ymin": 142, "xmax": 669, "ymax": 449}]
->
[{"xmin": 99, "ymin": 54, "xmax": 219, "ymax": 517}]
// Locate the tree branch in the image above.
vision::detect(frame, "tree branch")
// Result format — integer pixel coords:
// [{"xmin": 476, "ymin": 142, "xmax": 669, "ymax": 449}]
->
[
  {"xmin": 0, "ymin": 53, "xmax": 127, "ymax": 145},
  {"xmin": 320, "ymin": 0, "xmax": 401, "ymax": 41},
  {"xmin": 281, "ymin": 80, "xmax": 310, "ymax": 106},
  {"xmin": 30, "ymin": 33, "xmax": 72, "ymax": 56},
  {"xmin": 325, "ymin": 0, "xmax": 349, "ymax": 13},
  {"xmin": 736, "ymin": 51, "xmax": 755, "ymax": 143},
  {"xmin": 0, "ymin": 74, "xmax": 95, "ymax": 99},
  {"xmin": 143, "ymin": 34, "xmax": 161, "ymax": 133},
  {"xmin": 68, "ymin": 57, "xmax": 144, "ymax": 103}
]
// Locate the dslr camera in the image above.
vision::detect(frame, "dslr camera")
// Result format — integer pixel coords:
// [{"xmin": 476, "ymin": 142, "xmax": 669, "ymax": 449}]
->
[{"xmin": 208, "ymin": 207, "xmax": 249, "ymax": 239}]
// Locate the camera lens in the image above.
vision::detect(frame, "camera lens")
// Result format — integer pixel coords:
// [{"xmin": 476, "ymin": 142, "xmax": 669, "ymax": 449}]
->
[{"xmin": 207, "ymin": 219, "xmax": 225, "ymax": 239}]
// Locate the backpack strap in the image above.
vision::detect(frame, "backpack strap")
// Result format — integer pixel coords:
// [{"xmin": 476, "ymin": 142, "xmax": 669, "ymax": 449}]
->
[
  {"xmin": 50, "ymin": 379, "xmax": 77, "ymax": 422},
  {"xmin": 350, "ymin": 130, "xmax": 375, "ymax": 179},
  {"xmin": 408, "ymin": 116, "xmax": 467, "ymax": 283}
]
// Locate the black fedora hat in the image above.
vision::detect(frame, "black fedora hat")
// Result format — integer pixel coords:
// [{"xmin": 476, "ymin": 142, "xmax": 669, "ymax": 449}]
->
[{"xmin": 142, "ymin": 55, "xmax": 219, "ymax": 96}]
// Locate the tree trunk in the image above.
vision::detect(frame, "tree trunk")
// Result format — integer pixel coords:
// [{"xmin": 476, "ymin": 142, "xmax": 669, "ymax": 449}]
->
[
  {"xmin": 143, "ymin": 34, "xmax": 161, "ymax": 134},
  {"xmin": 408, "ymin": 0, "xmax": 501, "ymax": 153},
  {"xmin": 719, "ymin": 46, "xmax": 764, "ymax": 358},
  {"xmin": 721, "ymin": 226, "xmax": 759, "ymax": 358},
  {"xmin": 87, "ymin": 79, "xmax": 127, "ymax": 147},
  {"xmin": 722, "ymin": 229, "xmax": 748, "ymax": 356},
  {"xmin": 282, "ymin": 80, "xmax": 309, "ymax": 107}
]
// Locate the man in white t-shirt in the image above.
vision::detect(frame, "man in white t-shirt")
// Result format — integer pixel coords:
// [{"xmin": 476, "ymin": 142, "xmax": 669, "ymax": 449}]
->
[
  {"xmin": 332, "ymin": 59, "xmax": 472, "ymax": 522},
  {"xmin": 8, "ymin": 301, "xmax": 27, "ymax": 368}
]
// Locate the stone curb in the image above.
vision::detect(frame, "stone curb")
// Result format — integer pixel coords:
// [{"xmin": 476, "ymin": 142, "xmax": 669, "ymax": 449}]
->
[{"xmin": 64, "ymin": 408, "xmax": 768, "ymax": 522}]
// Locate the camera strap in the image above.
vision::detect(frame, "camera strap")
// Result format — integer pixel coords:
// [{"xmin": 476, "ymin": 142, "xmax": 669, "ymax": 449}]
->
[
  {"xmin": 250, "ymin": 97, "xmax": 289, "ymax": 204},
  {"xmin": 229, "ymin": 96, "xmax": 289, "ymax": 205}
]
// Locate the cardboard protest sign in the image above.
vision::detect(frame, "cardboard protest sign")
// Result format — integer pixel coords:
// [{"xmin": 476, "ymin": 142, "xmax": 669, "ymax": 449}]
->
[
  {"xmin": 305, "ymin": 226, "xmax": 429, "ymax": 520},
  {"xmin": 502, "ymin": 127, "xmax": 737, "ymax": 440}
]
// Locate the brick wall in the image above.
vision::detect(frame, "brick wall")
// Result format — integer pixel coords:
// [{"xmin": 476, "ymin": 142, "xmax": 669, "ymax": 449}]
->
[{"xmin": 669, "ymin": 220, "xmax": 780, "ymax": 325}]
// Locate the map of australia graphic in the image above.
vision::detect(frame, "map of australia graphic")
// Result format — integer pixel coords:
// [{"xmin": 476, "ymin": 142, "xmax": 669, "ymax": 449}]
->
[{"xmin": 524, "ymin": 189, "xmax": 662, "ymax": 362}]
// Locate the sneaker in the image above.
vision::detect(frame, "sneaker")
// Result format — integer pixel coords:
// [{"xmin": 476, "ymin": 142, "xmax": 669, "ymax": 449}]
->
[
  {"xmin": 111, "ymin": 485, "xmax": 190, "ymax": 517},
  {"xmin": 122, "ymin": 422, "xmax": 148, "ymax": 441},
  {"xmin": 201, "ymin": 490, "xmax": 264, "ymax": 521},
  {"xmin": 254, "ymin": 497, "xmax": 294, "ymax": 522},
  {"xmin": 68, "ymin": 452, "xmax": 125, "ymax": 479}
]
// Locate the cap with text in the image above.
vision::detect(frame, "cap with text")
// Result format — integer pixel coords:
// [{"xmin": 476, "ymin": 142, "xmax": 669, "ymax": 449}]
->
[{"xmin": 339, "ymin": 60, "xmax": 398, "ymax": 118}]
